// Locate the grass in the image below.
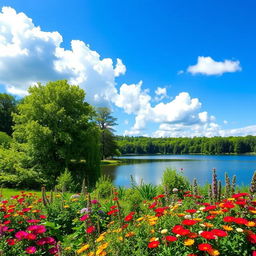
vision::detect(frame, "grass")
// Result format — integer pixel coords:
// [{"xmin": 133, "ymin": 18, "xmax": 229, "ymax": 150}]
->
[{"xmin": 0, "ymin": 188, "xmax": 43, "ymax": 198}]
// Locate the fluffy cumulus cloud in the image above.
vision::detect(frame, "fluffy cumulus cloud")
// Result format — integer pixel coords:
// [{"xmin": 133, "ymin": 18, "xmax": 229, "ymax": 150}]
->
[
  {"xmin": 0, "ymin": 7, "xmax": 254, "ymax": 138},
  {"xmin": 154, "ymin": 87, "xmax": 167, "ymax": 101},
  {"xmin": 113, "ymin": 81, "xmax": 218, "ymax": 136},
  {"xmin": 187, "ymin": 56, "xmax": 241, "ymax": 75},
  {"xmin": 0, "ymin": 7, "xmax": 125, "ymax": 104}
]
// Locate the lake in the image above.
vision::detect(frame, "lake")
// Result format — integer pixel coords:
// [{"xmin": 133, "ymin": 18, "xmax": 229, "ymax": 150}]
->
[{"xmin": 101, "ymin": 154, "xmax": 256, "ymax": 187}]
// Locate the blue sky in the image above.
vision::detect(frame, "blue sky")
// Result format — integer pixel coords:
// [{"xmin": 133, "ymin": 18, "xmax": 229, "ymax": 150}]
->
[{"xmin": 0, "ymin": 0, "xmax": 255, "ymax": 137}]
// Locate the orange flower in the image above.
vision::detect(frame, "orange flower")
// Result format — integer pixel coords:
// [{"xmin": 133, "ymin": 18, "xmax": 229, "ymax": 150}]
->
[{"xmin": 184, "ymin": 239, "xmax": 195, "ymax": 246}]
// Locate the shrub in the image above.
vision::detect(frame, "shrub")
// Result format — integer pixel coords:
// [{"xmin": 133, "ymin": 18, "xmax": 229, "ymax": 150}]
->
[
  {"xmin": 95, "ymin": 175, "xmax": 113, "ymax": 198},
  {"xmin": 161, "ymin": 168, "xmax": 190, "ymax": 197},
  {"xmin": 56, "ymin": 169, "xmax": 74, "ymax": 192}
]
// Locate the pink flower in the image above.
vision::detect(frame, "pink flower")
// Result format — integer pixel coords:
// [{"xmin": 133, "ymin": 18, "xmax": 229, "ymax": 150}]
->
[
  {"xmin": 49, "ymin": 247, "xmax": 58, "ymax": 255},
  {"xmin": 25, "ymin": 246, "xmax": 37, "ymax": 254},
  {"xmin": 26, "ymin": 233, "xmax": 37, "ymax": 240},
  {"xmin": 15, "ymin": 230, "xmax": 28, "ymax": 240},
  {"xmin": 80, "ymin": 214, "xmax": 89, "ymax": 221}
]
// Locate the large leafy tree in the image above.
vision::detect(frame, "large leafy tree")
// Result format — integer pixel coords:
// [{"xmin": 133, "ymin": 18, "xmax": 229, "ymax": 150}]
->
[
  {"xmin": 12, "ymin": 80, "xmax": 100, "ymax": 186},
  {"xmin": 0, "ymin": 93, "xmax": 17, "ymax": 135},
  {"xmin": 95, "ymin": 107, "xmax": 118, "ymax": 159}
]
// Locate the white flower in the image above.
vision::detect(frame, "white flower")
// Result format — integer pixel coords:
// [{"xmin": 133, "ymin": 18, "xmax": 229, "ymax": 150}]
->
[{"xmin": 236, "ymin": 228, "xmax": 243, "ymax": 233}]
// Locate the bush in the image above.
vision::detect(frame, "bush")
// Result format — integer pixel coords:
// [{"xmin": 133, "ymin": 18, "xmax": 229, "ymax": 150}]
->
[
  {"xmin": 0, "ymin": 131, "xmax": 12, "ymax": 148},
  {"xmin": 56, "ymin": 169, "xmax": 74, "ymax": 192},
  {"xmin": 95, "ymin": 175, "xmax": 113, "ymax": 198},
  {"xmin": 161, "ymin": 168, "xmax": 190, "ymax": 197}
]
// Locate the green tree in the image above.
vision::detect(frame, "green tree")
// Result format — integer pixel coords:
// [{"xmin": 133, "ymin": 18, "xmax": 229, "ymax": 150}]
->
[
  {"xmin": 95, "ymin": 107, "xmax": 118, "ymax": 159},
  {"xmin": 0, "ymin": 93, "xmax": 17, "ymax": 135},
  {"xmin": 12, "ymin": 80, "xmax": 100, "ymax": 187}
]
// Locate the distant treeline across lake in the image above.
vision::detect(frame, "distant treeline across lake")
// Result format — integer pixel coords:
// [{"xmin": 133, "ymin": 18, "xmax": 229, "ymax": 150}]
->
[{"xmin": 117, "ymin": 136, "xmax": 256, "ymax": 155}]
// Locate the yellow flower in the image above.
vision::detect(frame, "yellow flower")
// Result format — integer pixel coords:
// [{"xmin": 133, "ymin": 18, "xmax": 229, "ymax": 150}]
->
[
  {"xmin": 150, "ymin": 229, "xmax": 155, "ymax": 234},
  {"xmin": 160, "ymin": 229, "xmax": 168, "ymax": 234},
  {"xmin": 203, "ymin": 222, "xmax": 214, "ymax": 228},
  {"xmin": 118, "ymin": 236, "xmax": 123, "ymax": 241},
  {"xmin": 250, "ymin": 210, "xmax": 256, "ymax": 214},
  {"xmin": 177, "ymin": 213, "xmax": 186, "ymax": 217},
  {"xmin": 209, "ymin": 210, "xmax": 222, "ymax": 215},
  {"xmin": 65, "ymin": 247, "xmax": 71, "ymax": 251},
  {"xmin": 71, "ymin": 198, "xmax": 78, "ymax": 202},
  {"xmin": 149, "ymin": 221, "xmax": 157, "ymax": 226},
  {"xmin": 208, "ymin": 249, "xmax": 220, "ymax": 256},
  {"xmin": 136, "ymin": 217, "xmax": 144, "ymax": 222},
  {"xmin": 87, "ymin": 252, "xmax": 95, "ymax": 256},
  {"xmin": 227, "ymin": 198, "xmax": 235, "ymax": 201},
  {"xmin": 99, "ymin": 251, "xmax": 107, "ymax": 256},
  {"xmin": 56, "ymin": 194, "xmax": 61, "ymax": 198},
  {"xmin": 100, "ymin": 243, "xmax": 109, "ymax": 250},
  {"xmin": 246, "ymin": 221, "xmax": 256, "ymax": 227},
  {"xmin": 222, "ymin": 225, "xmax": 233, "ymax": 231},
  {"xmin": 149, "ymin": 237, "xmax": 158, "ymax": 242},
  {"xmin": 125, "ymin": 232, "xmax": 135, "ymax": 237},
  {"xmin": 77, "ymin": 244, "xmax": 90, "ymax": 254},
  {"xmin": 193, "ymin": 218, "xmax": 203, "ymax": 222},
  {"xmin": 184, "ymin": 239, "xmax": 194, "ymax": 246},
  {"xmin": 96, "ymin": 235, "xmax": 105, "ymax": 242},
  {"xmin": 64, "ymin": 205, "xmax": 70, "ymax": 208}
]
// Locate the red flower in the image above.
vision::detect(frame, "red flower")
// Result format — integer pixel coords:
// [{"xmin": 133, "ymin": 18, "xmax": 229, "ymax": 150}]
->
[
  {"xmin": 7, "ymin": 238, "xmax": 16, "ymax": 245},
  {"xmin": 172, "ymin": 225, "xmax": 190, "ymax": 236},
  {"xmin": 148, "ymin": 241, "xmax": 160, "ymax": 248},
  {"xmin": 86, "ymin": 226, "xmax": 95, "ymax": 234},
  {"xmin": 26, "ymin": 233, "xmax": 37, "ymax": 240},
  {"xmin": 198, "ymin": 243, "xmax": 212, "ymax": 251},
  {"xmin": 25, "ymin": 246, "xmax": 37, "ymax": 254},
  {"xmin": 186, "ymin": 209, "xmax": 197, "ymax": 214},
  {"xmin": 233, "ymin": 217, "xmax": 248, "ymax": 225},
  {"xmin": 223, "ymin": 216, "xmax": 234, "ymax": 223},
  {"xmin": 182, "ymin": 219, "xmax": 197, "ymax": 226},
  {"xmin": 248, "ymin": 234, "xmax": 256, "ymax": 244},
  {"xmin": 206, "ymin": 215, "xmax": 216, "ymax": 220},
  {"xmin": 165, "ymin": 236, "xmax": 178, "ymax": 242},
  {"xmin": 232, "ymin": 193, "xmax": 249, "ymax": 198},
  {"xmin": 124, "ymin": 214, "xmax": 133, "ymax": 222},
  {"xmin": 212, "ymin": 229, "xmax": 228, "ymax": 237},
  {"xmin": 200, "ymin": 231, "xmax": 216, "ymax": 240}
]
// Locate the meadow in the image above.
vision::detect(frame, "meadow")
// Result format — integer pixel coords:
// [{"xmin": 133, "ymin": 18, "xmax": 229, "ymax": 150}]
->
[{"xmin": 1, "ymin": 169, "xmax": 256, "ymax": 256}]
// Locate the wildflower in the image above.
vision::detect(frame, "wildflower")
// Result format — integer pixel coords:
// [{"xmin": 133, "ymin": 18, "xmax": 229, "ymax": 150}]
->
[
  {"xmin": 165, "ymin": 236, "xmax": 177, "ymax": 242},
  {"xmin": 148, "ymin": 241, "xmax": 160, "ymax": 248},
  {"xmin": 236, "ymin": 228, "xmax": 244, "ymax": 232},
  {"xmin": 212, "ymin": 229, "xmax": 228, "ymax": 237},
  {"xmin": 124, "ymin": 214, "xmax": 133, "ymax": 222},
  {"xmin": 160, "ymin": 229, "xmax": 168, "ymax": 234},
  {"xmin": 198, "ymin": 243, "xmax": 212, "ymax": 251},
  {"xmin": 184, "ymin": 239, "xmax": 194, "ymax": 246},
  {"xmin": 87, "ymin": 226, "xmax": 96, "ymax": 234},
  {"xmin": 25, "ymin": 246, "xmax": 37, "ymax": 254},
  {"xmin": 125, "ymin": 232, "xmax": 135, "ymax": 237},
  {"xmin": 208, "ymin": 249, "xmax": 220, "ymax": 256},
  {"xmin": 223, "ymin": 216, "xmax": 234, "ymax": 223},
  {"xmin": 48, "ymin": 247, "xmax": 58, "ymax": 255},
  {"xmin": 15, "ymin": 230, "xmax": 28, "ymax": 240},
  {"xmin": 80, "ymin": 207, "xmax": 89, "ymax": 214},
  {"xmin": 200, "ymin": 231, "xmax": 216, "ymax": 240},
  {"xmin": 182, "ymin": 219, "xmax": 197, "ymax": 226},
  {"xmin": 248, "ymin": 234, "xmax": 256, "ymax": 243},
  {"xmin": 222, "ymin": 225, "xmax": 233, "ymax": 231},
  {"xmin": 80, "ymin": 214, "xmax": 89, "ymax": 221},
  {"xmin": 77, "ymin": 244, "xmax": 90, "ymax": 254},
  {"xmin": 186, "ymin": 209, "xmax": 197, "ymax": 214}
]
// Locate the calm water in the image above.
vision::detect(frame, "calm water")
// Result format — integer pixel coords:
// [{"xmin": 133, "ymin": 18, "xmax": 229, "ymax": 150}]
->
[{"xmin": 101, "ymin": 155, "xmax": 256, "ymax": 187}]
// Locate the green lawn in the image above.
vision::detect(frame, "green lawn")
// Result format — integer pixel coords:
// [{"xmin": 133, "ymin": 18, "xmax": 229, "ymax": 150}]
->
[{"xmin": 0, "ymin": 188, "xmax": 43, "ymax": 199}]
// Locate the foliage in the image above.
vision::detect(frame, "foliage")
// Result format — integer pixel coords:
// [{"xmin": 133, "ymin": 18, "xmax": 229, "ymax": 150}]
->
[
  {"xmin": 95, "ymin": 107, "xmax": 118, "ymax": 159},
  {"xmin": 0, "ymin": 131, "xmax": 12, "ymax": 148},
  {"xmin": 132, "ymin": 182, "xmax": 158, "ymax": 201},
  {"xmin": 0, "ymin": 93, "xmax": 17, "ymax": 135},
  {"xmin": 55, "ymin": 169, "xmax": 74, "ymax": 192},
  {"xmin": 95, "ymin": 175, "xmax": 113, "ymax": 198},
  {"xmin": 12, "ymin": 80, "xmax": 101, "ymax": 188},
  {"xmin": 0, "ymin": 146, "xmax": 45, "ymax": 189},
  {"xmin": 161, "ymin": 168, "xmax": 190, "ymax": 197},
  {"xmin": 117, "ymin": 135, "xmax": 256, "ymax": 155}
]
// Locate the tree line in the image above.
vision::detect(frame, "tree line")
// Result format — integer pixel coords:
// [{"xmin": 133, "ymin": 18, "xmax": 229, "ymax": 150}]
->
[{"xmin": 117, "ymin": 136, "xmax": 256, "ymax": 155}]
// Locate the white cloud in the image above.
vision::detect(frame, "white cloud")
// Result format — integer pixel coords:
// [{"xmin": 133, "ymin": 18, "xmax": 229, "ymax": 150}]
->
[
  {"xmin": 0, "ymin": 7, "xmax": 125, "ymax": 105},
  {"xmin": 223, "ymin": 120, "xmax": 228, "ymax": 125},
  {"xmin": 154, "ymin": 87, "xmax": 167, "ymax": 101},
  {"xmin": 187, "ymin": 56, "xmax": 241, "ymax": 75},
  {"xmin": 219, "ymin": 125, "xmax": 256, "ymax": 137}
]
